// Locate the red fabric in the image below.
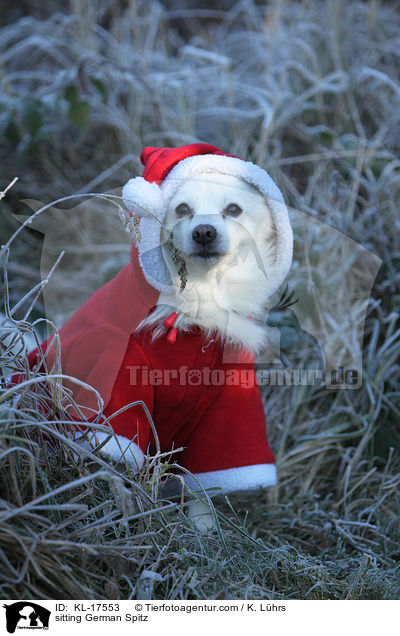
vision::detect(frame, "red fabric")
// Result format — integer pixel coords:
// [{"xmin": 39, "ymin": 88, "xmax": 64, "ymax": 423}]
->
[
  {"xmin": 103, "ymin": 326, "xmax": 275, "ymax": 474},
  {"xmin": 25, "ymin": 245, "xmax": 159, "ymax": 414},
  {"xmin": 140, "ymin": 143, "xmax": 237, "ymax": 184}
]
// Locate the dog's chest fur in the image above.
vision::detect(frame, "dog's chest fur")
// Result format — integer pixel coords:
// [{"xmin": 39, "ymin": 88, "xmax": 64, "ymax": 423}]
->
[{"xmin": 141, "ymin": 242, "xmax": 278, "ymax": 352}]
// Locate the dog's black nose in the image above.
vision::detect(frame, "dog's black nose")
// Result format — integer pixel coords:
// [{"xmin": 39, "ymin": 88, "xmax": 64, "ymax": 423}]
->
[{"xmin": 192, "ymin": 224, "xmax": 217, "ymax": 245}]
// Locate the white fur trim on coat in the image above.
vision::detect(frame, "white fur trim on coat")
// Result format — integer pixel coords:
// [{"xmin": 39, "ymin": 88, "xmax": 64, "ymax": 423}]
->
[
  {"xmin": 76, "ymin": 430, "xmax": 145, "ymax": 471},
  {"xmin": 184, "ymin": 463, "xmax": 277, "ymax": 494}
]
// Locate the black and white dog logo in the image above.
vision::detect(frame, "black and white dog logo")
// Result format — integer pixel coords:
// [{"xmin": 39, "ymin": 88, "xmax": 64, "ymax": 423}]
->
[{"xmin": 3, "ymin": 602, "xmax": 50, "ymax": 634}]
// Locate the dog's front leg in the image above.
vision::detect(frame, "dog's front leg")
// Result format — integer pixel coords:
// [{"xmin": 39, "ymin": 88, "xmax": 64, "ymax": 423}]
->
[{"xmin": 186, "ymin": 498, "xmax": 216, "ymax": 534}]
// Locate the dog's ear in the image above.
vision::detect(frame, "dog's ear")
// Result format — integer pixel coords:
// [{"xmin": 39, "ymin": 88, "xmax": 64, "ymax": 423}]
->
[
  {"xmin": 122, "ymin": 177, "xmax": 163, "ymax": 219},
  {"xmin": 141, "ymin": 244, "xmax": 174, "ymax": 289}
]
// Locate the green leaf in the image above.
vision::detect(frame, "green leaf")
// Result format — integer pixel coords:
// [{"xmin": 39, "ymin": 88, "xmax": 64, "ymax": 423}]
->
[
  {"xmin": 68, "ymin": 100, "xmax": 90, "ymax": 129},
  {"xmin": 89, "ymin": 76, "xmax": 108, "ymax": 103},
  {"xmin": 317, "ymin": 130, "xmax": 335, "ymax": 144},
  {"xmin": 4, "ymin": 119, "xmax": 21, "ymax": 143},
  {"xmin": 23, "ymin": 101, "xmax": 42, "ymax": 137},
  {"xmin": 64, "ymin": 84, "xmax": 78, "ymax": 103}
]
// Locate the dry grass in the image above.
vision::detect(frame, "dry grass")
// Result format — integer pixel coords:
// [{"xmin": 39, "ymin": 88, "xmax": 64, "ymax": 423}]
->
[{"xmin": 1, "ymin": 0, "xmax": 400, "ymax": 599}]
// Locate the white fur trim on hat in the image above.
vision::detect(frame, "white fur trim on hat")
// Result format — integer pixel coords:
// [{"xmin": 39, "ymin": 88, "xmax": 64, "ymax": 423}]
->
[
  {"xmin": 122, "ymin": 176, "xmax": 164, "ymax": 219},
  {"xmin": 184, "ymin": 463, "xmax": 277, "ymax": 494},
  {"xmin": 162, "ymin": 154, "xmax": 284, "ymax": 205}
]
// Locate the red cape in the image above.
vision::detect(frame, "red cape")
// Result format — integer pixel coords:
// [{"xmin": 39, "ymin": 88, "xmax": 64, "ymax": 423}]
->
[{"xmin": 27, "ymin": 245, "xmax": 159, "ymax": 415}]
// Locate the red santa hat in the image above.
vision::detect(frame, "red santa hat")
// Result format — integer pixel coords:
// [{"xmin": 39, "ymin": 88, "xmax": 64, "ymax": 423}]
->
[{"xmin": 122, "ymin": 143, "xmax": 293, "ymax": 295}]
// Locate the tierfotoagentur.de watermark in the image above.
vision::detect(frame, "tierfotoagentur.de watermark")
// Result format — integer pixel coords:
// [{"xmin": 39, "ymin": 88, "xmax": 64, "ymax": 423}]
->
[{"xmin": 126, "ymin": 365, "xmax": 359, "ymax": 388}]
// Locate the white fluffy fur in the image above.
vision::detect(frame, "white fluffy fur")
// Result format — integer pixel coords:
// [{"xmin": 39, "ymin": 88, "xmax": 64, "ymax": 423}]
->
[
  {"xmin": 139, "ymin": 173, "xmax": 281, "ymax": 352},
  {"xmin": 122, "ymin": 176, "xmax": 163, "ymax": 218}
]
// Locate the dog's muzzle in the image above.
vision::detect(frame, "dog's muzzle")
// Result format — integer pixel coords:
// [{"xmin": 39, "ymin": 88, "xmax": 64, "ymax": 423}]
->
[
  {"xmin": 192, "ymin": 224, "xmax": 217, "ymax": 245},
  {"xmin": 192, "ymin": 223, "xmax": 221, "ymax": 258},
  {"xmin": 191, "ymin": 224, "xmax": 221, "ymax": 258}
]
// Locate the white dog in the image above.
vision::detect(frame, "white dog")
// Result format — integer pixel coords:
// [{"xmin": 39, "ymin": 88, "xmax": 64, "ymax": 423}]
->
[
  {"xmin": 120, "ymin": 146, "xmax": 293, "ymax": 532},
  {"xmin": 134, "ymin": 171, "xmax": 286, "ymax": 531},
  {"xmin": 140, "ymin": 172, "xmax": 280, "ymax": 353}
]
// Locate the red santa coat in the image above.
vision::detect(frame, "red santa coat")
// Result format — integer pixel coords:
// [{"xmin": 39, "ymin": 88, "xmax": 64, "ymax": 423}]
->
[
  {"xmin": 102, "ymin": 322, "xmax": 277, "ymax": 493},
  {"xmin": 22, "ymin": 243, "xmax": 276, "ymax": 494}
]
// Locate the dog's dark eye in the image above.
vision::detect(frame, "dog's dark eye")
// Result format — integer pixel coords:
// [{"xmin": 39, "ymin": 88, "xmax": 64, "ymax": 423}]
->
[
  {"xmin": 175, "ymin": 203, "xmax": 192, "ymax": 217},
  {"xmin": 224, "ymin": 203, "xmax": 243, "ymax": 217}
]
